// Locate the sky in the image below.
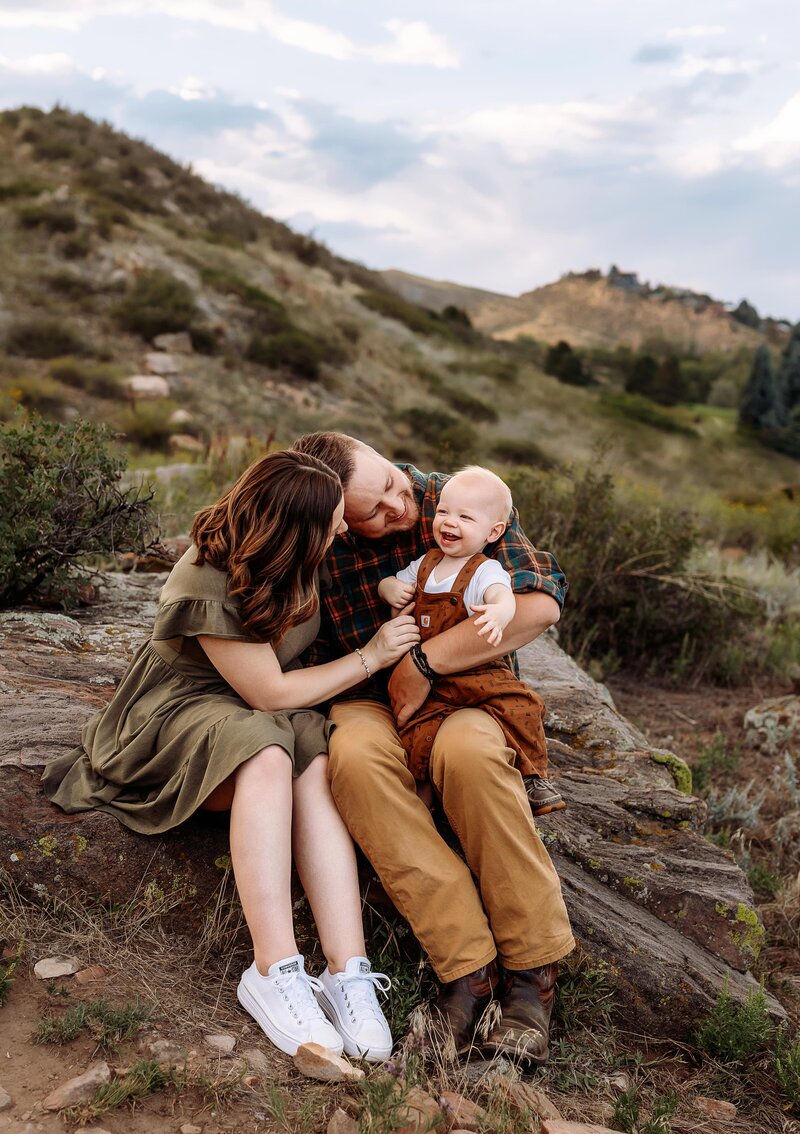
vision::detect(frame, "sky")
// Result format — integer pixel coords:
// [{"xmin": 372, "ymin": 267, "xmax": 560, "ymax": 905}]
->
[{"xmin": 1, "ymin": 1, "xmax": 799, "ymax": 320}]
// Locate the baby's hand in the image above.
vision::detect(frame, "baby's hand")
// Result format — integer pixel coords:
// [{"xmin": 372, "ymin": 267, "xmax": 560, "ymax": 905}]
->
[
  {"xmin": 380, "ymin": 577, "xmax": 416, "ymax": 610},
  {"xmin": 472, "ymin": 602, "xmax": 512, "ymax": 647}
]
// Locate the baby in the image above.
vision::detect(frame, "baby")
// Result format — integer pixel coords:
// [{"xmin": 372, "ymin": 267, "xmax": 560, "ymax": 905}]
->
[{"xmin": 378, "ymin": 466, "xmax": 565, "ymax": 816}]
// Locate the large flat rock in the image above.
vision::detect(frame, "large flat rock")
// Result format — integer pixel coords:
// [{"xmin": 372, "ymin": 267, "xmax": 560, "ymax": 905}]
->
[{"xmin": 0, "ymin": 576, "xmax": 783, "ymax": 1036}]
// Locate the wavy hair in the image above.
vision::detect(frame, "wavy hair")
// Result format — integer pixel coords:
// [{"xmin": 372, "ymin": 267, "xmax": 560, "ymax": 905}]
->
[{"xmin": 191, "ymin": 450, "xmax": 342, "ymax": 644}]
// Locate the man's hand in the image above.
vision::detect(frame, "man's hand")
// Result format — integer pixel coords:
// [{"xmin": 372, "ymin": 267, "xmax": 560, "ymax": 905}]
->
[{"xmin": 388, "ymin": 652, "xmax": 431, "ymax": 727}]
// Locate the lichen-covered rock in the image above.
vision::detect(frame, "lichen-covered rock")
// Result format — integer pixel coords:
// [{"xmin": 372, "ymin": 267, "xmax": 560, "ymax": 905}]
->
[{"xmin": 743, "ymin": 694, "xmax": 800, "ymax": 754}]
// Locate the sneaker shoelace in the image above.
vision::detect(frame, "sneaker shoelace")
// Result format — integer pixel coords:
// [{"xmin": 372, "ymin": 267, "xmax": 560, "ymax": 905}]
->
[
  {"xmin": 273, "ymin": 970, "xmax": 327, "ymax": 1025},
  {"xmin": 334, "ymin": 971, "xmax": 391, "ymax": 1023}
]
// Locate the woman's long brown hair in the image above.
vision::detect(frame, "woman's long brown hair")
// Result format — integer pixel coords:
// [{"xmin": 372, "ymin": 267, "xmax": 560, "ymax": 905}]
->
[{"xmin": 191, "ymin": 450, "xmax": 342, "ymax": 644}]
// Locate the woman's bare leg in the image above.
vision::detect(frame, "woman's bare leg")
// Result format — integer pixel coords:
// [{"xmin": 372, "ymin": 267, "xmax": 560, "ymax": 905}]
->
[
  {"xmin": 227, "ymin": 745, "xmax": 297, "ymax": 974},
  {"xmin": 291, "ymin": 754, "xmax": 366, "ymax": 974}
]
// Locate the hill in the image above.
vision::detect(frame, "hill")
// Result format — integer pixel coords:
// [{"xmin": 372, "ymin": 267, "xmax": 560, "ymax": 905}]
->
[
  {"xmin": 382, "ymin": 266, "xmax": 790, "ymax": 354},
  {"xmin": 0, "ymin": 105, "xmax": 798, "ymax": 532}
]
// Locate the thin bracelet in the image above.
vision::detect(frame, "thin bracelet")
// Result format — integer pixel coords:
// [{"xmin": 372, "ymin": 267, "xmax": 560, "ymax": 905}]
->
[
  {"xmin": 410, "ymin": 642, "xmax": 437, "ymax": 682},
  {"xmin": 354, "ymin": 647, "xmax": 371, "ymax": 679}
]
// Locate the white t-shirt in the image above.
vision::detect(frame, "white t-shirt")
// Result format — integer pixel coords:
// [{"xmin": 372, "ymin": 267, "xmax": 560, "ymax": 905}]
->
[{"xmin": 397, "ymin": 555, "xmax": 512, "ymax": 616}]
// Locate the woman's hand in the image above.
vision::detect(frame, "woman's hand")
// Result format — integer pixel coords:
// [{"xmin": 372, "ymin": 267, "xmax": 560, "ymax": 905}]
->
[{"xmin": 362, "ymin": 613, "xmax": 420, "ymax": 672}]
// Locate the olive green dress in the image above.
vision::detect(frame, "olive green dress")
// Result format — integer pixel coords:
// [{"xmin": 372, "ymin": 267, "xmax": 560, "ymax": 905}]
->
[{"xmin": 41, "ymin": 546, "xmax": 332, "ymax": 835}]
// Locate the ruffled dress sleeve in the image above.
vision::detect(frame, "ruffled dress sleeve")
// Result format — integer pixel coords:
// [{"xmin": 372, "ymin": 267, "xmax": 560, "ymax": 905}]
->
[{"xmin": 152, "ymin": 598, "xmax": 251, "ymax": 643}]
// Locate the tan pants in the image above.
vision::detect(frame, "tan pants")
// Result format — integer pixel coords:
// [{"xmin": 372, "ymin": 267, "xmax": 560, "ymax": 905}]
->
[{"xmin": 328, "ymin": 701, "xmax": 575, "ymax": 982}]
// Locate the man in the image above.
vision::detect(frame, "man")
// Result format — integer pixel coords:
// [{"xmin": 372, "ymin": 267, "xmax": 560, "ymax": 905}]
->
[{"xmin": 292, "ymin": 432, "xmax": 574, "ymax": 1062}]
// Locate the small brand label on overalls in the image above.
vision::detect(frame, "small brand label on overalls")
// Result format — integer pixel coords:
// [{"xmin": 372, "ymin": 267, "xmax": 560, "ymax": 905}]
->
[{"xmin": 420, "ymin": 615, "xmax": 431, "ymax": 627}]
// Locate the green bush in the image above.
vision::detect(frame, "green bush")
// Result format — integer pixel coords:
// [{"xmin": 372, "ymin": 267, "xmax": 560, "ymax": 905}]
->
[
  {"xmin": 7, "ymin": 375, "xmax": 70, "ymax": 417},
  {"xmin": 599, "ymin": 392, "xmax": 699, "ymax": 436},
  {"xmin": 114, "ymin": 270, "xmax": 197, "ymax": 340},
  {"xmin": 491, "ymin": 437, "xmax": 556, "ymax": 469},
  {"xmin": 356, "ymin": 289, "xmax": 469, "ymax": 340},
  {"xmin": 397, "ymin": 405, "xmax": 458, "ymax": 444},
  {"xmin": 0, "ymin": 177, "xmax": 49, "ymax": 200},
  {"xmin": 775, "ymin": 1028, "xmax": 800, "ymax": 1112},
  {"xmin": 695, "ymin": 984, "xmax": 772, "ymax": 1062},
  {"xmin": 506, "ymin": 462, "xmax": 763, "ymax": 682},
  {"xmin": 544, "ymin": 340, "xmax": 595, "ymax": 386},
  {"xmin": 246, "ymin": 330, "xmax": 324, "ymax": 380},
  {"xmin": 44, "ymin": 270, "xmax": 96, "ymax": 300},
  {"xmin": 119, "ymin": 401, "xmax": 179, "ymax": 451},
  {"xmin": 49, "ymin": 358, "xmax": 121, "ymax": 398},
  {"xmin": 5, "ymin": 317, "xmax": 88, "ymax": 359},
  {"xmin": 199, "ymin": 267, "xmax": 290, "ymax": 333},
  {"xmin": 442, "ymin": 386, "xmax": 499, "ymax": 423},
  {"xmin": 16, "ymin": 202, "xmax": 78, "ymax": 233},
  {"xmin": 59, "ymin": 232, "xmax": 91, "ymax": 260},
  {"xmin": 0, "ymin": 411, "xmax": 155, "ymax": 607}
]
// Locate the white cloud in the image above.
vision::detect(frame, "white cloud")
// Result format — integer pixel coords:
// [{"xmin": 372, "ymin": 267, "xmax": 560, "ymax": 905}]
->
[
  {"xmin": 367, "ymin": 20, "xmax": 460, "ymax": 69},
  {"xmin": 169, "ymin": 76, "xmax": 217, "ymax": 102},
  {"xmin": 0, "ymin": 51, "xmax": 75, "ymax": 73},
  {"xmin": 667, "ymin": 25, "xmax": 726, "ymax": 39},
  {"xmin": 0, "ymin": 2, "xmax": 459, "ymax": 68},
  {"xmin": 734, "ymin": 91, "xmax": 800, "ymax": 168},
  {"xmin": 672, "ymin": 53, "xmax": 764, "ymax": 79}
]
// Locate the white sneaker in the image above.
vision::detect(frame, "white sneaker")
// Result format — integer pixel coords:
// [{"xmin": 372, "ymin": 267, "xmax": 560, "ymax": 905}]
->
[
  {"xmin": 237, "ymin": 954, "xmax": 343, "ymax": 1056},
  {"xmin": 316, "ymin": 956, "xmax": 393, "ymax": 1062}
]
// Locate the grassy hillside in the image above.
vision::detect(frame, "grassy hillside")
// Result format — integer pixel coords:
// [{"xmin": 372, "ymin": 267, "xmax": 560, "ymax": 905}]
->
[{"xmin": 0, "ymin": 105, "xmax": 798, "ymax": 548}]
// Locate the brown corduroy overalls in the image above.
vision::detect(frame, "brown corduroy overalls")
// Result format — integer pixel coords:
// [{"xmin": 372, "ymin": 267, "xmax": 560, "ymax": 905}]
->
[{"xmin": 399, "ymin": 549, "xmax": 548, "ymax": 783}]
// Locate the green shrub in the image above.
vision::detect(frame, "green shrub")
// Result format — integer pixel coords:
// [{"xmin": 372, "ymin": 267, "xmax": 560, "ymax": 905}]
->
[
  {"xmin": 16, "ymin": 202, "xmax": 78, "ymax": 234},
  {"xmin": 442, "ymin": 386, "xmax": 499, "ymax": 423},
  {"xmin": 49, "ymin": 358, "xmax": 121, "ymax": 398},
  {"xmin": 397, "ymin": 405, "xmax": 458, "ymax": 444},
  {"xmin": 356, "ymin": 289, "xmax": 466, "ymax": 339},
  {"xmin": 600, "ymin": 392, "xmax": 699, "ymax": 436},
  {"xmin": 114, "ymin": 270, "xmax": 197, "ymax": 340},
  {"xmin": 59, "ymin": 232, "xmax": 91, "ymax": 260},
  {"xmin": 5, "ymin": 317, "xmax": 88, "ymax": 359},
  {"xmin": 0, "ymin": 177, "xmax": 49, "ymax": 200},
  {"xmin": 44, "ymin": 270, "xmax": 96, "ymax": 300},
  {"xmin": 775, "ymin": 1028, "xmax": 800, "ymax": 1112},
  {"xmin": 7, "ymin": 375, "xmax": 70, "ymax": 417},
  {"xmin": 246, "ymin": 330, "xmax": 324, "ymax": 380},
  {"xmin": 199, "ymin": 267, "xmax": 290, "ymax": 333},
  {"xmin": 491, "ymin": 437, "xmax": 556, "ymax": 469},
  {"xmin": 695, "ymin": 983, "xmax": 773, "ymax": 1062},
  {"xmin": 506, "ymin": 462, "xmax": 762, "ymax": 682},
  {"xmin": 119, "ymin": 401, "xmax": 180, "ymax": 451},
  {"xmin": 0, "ymin": 411, "xmax": 155, "ymax": 607},
  {"xmin": 544, "ymin": 340, "xmax": 595, "ymax": 386}
]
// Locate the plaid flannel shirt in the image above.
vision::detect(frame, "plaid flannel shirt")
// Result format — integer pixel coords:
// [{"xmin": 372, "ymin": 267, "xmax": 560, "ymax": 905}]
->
[{"xmin": 303, "ymin": 465, "xmax": 567, "ymax": 703}]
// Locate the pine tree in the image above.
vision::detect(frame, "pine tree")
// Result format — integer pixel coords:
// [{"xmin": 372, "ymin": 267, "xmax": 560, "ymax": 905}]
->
[
  {"xmin": 739, "ymin": 344, "xmax": 786, "ymax": 431},
  {"xmin": 779, "ymin": 323, "xmax": 800, "ymax": 416},
  {"xmin": 625, "ymin": 354, "xmax": 658, "ymax": 397}
]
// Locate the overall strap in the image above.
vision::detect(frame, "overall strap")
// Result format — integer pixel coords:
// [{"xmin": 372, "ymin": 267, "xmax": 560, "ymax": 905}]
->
[
  {"xmin": 416, "ymin": 548, "xmax": 445, "ymax": 591},
  {"xmin": 451, "ymin": 553, "xmax": 488, "ymax": 596}
]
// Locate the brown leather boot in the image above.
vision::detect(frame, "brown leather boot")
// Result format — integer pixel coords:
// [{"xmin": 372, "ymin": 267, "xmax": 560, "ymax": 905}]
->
[
  {"xmin": 483, "ymin": 961, "xmax": 558, "ymax": 1065},
  {"xmin": 423, "ymin": 961, "xmax": 501, "ymax": 1059}
]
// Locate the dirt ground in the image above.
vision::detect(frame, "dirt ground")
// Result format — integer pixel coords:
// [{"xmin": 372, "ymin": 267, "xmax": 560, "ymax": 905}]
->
[{"xmin": 1, "ymin": 678, "xmax": 799, "ymax": 1133}]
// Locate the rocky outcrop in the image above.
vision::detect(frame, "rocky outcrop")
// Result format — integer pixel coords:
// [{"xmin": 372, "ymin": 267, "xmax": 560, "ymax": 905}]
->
[{"xmin": 0, "ymin": 575, "xmax": 782, "ymax": 1037}]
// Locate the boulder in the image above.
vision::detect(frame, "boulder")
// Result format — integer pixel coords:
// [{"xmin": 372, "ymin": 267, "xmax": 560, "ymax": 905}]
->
[
  {"xmin": 145, "ymin": 352, "xmax": 180, "ymax": 376},
  {"xmin": 743, "ymin": 694, "xmax": 800, "ymax": 754},
  {"xmin": 0, "ymin": 575, "xmax": 784, "ymax": 1036},
  {"xmin": 123, "ymin": 374, "xmax": 171, "ymax": 399}
]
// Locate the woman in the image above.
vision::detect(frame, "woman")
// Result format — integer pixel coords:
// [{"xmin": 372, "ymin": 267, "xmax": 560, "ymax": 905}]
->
[{"xmin": 42, "ymin": 449, "xmax": 420, "ymax": 1060}]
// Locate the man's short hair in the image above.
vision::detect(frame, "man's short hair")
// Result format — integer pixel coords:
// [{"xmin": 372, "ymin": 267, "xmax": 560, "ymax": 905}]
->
[{"xmin": 291, "ymin": 432, "xmax": 361, "ymax": 488}]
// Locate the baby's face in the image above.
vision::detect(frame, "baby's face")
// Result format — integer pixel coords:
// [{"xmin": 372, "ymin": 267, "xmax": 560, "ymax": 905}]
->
[{"xmin": 433, "ymin": 477, "xmax": 507, "ymax": 558}]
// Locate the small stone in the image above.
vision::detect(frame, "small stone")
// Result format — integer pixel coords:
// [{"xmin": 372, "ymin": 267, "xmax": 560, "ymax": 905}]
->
[
  {"xmin": 541, "ymin": 1122, "xmax": 619, "ymax": 1134},
  {"xmin": 394, "ymin": 1086, "xmax": 442, "ymax": 1133},
  {"xmin": 242, "ymin": 1048, "xmax": 271, "ymax": 1076},
  {"xmin": 0, "ymin": 1085, "xmax": 12, "ymax": 1110},
  {"xmin": 147, "ymin": 1038, "xmax": 187, "ymax": 1068},
  {"xmin": 153, "ymin": 331, "xmax": 193, "ymax": 353},
  {"xmin": 204, "ymin": 1033, "xmax": 236, "ymax": 1055},
  {"xmin": 439, "ymin": 1090, "xmax": 486, "ymax": 1131},
  {"xmin": 75, "ymin": 964, "xmax": 107, "ymax": 985},
  {"xmin": 607, "ymin": 1071, "xmax": 631, "ymax": 1094},
  {"xmin": 43, "ymin": 1061, "xmax": 112, "ymax": 1111},
  {"xmin": 695, "ymin": 1097, "xmax": 737, "ymax": 1120},
  {"xmin": 491, "ymin": 1076, "xmax": 562, "ymax": 1122},
  {"xmin": 34, "ymin": 955, "xmax": 81, "ymax": 979},
  {"xmin": 180, "ymin": 1125, "xmax": 203, "ymax": 1134},
  {"xmin": 327, "ymin": 1109, "xmax": 358, "ymax": 1134},
  {"xmin": 169, "ymin": 433, "xmax": 205, "ymax": 454},
  {"xmin": 242, "ymin": 1074, "xmax": 259, "ymax": 1087},
  {"xmin": 145, "ymin": 351, "xmax": 180, "ymax": 375},
  {"xmin": 75, "ymin": 1127, "xmax": 114, "ymax": 1133},
  {"xmin": 292, "ymin": 1043, "xmax": 365, "ymax": 1083}
]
